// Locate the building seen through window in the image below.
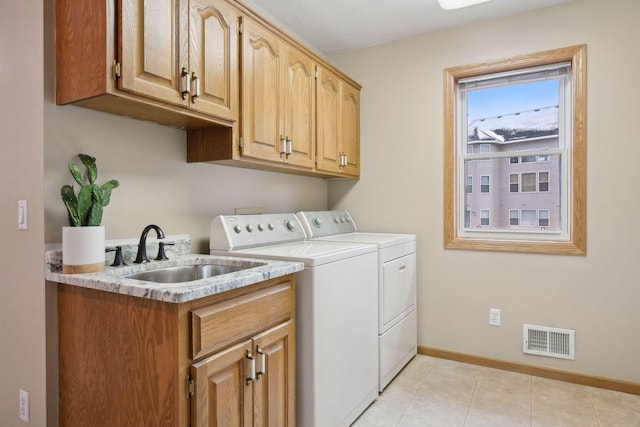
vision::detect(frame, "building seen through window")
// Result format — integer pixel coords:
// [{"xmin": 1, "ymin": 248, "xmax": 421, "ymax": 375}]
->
[{"xmin": 464, "ymin": 100, "xmax": 561, "ymax": 232}]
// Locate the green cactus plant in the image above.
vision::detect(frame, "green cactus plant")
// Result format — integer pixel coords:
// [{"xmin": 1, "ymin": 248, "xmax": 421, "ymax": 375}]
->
[{"xmin": 61, "ymin": 154, "xmax": 119, "ymax": 227}]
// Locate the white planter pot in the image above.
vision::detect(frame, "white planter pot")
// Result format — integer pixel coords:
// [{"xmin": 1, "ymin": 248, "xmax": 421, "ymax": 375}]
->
[{"xmin": 62, "ymin": 226, "xmax": 106, "ymax": 274}]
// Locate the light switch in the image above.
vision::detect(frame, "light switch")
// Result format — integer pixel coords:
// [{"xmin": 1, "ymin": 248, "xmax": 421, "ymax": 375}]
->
[{"xmin": 18, "ymin": 200, "xmax": 27, "ymax": 230}]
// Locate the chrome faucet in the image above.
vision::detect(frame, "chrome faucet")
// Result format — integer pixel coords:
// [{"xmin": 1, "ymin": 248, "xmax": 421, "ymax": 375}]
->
[{"xmin": 134, "ymin": 224, "xmax": 165, "ymax": 263}]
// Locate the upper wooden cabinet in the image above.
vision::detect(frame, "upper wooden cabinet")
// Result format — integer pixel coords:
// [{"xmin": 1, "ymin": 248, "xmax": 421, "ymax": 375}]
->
[
  {"xmin": 239, "ymin": 17, "xmax": 316, "ymax": 170},
  {"xmin": 57, "ymin": 0, "xmax": 238, "ymax": 128},
  {"xmin": 56, "ymin": 0, "xmax": 360, "ymax": 178},
  {"xmin": 316, "ymin": 66, "xmax": 361, "ymax": 177}
]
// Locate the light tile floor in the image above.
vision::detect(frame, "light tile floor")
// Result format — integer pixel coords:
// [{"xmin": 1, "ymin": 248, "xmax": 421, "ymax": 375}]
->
[{"xmin": 352, "ymin": 355, "xmax": 640, "ymax": 427}]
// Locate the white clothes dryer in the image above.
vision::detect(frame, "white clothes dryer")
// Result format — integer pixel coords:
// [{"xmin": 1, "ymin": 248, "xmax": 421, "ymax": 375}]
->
[
  {"xmin": 210, "ymin": 213, "xmax": 378, "ymax": 427},
  {"xmin": 297, "ymin": 210, "xmax": 417, "ymax": 391}
]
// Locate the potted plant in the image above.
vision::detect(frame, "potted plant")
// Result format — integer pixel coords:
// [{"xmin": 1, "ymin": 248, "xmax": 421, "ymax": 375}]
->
[{"xmin": 61, "ymin": 154, "xmax": 119, "ymax": 273}]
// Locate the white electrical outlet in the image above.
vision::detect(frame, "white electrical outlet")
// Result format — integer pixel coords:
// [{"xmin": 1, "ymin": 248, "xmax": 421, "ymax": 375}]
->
[
  {"xmin": 489, "ymin": 308, "xmax": 501, "ymax": 326},
  {"xmin": 19, "ymin": 389, "xmax": 29, "ymax": 423}
]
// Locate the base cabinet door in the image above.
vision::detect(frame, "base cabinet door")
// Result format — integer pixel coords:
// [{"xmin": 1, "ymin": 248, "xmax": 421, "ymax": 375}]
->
[
  {"xmin": 191, "ymin": 340, "xmax": 253, "ymax": 427},
  {"xmin": 191, "ymin": 321, "xmax": 295, "ymax": 427},
  {"xmin": 253, "ymin": 321, "xmax": 295, "ymax": 427}
]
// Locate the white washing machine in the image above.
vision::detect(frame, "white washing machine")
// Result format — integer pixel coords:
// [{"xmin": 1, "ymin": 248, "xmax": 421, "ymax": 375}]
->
[
  {"xmin": 210, "ymin": 213, "xmax": 378, "ymax": 427},
  {"xmin": 297, "ymin": 210, "xmax": 417, "ymax": 391}
]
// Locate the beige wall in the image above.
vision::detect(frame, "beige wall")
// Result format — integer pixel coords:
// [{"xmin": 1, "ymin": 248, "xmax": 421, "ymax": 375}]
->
[
  {"xmin": 41, "ymin": 0, "xmax": 327, "ymax": 425},
  {"xmin": 328, "ymin": 0, "xmax": 640, "ymax": 383},
  {"xmin": 0, "ymin": 1, "xmax": 47, "ymax": 426}
]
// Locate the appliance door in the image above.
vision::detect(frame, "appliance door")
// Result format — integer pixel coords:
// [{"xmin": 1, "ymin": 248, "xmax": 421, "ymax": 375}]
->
[{"xmin": 381, "ymin": 252, "xmax": 417, "ymax": 332}]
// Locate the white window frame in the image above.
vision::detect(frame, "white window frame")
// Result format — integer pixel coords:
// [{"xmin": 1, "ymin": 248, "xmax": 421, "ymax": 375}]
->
[{"xmin": 444, "ymin": 45, "xmax": 586, "ymax": 255}]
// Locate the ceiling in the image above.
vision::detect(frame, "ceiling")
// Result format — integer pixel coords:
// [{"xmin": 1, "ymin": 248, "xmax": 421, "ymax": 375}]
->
[{"xmin": 247, "ymin": 0, "xmax": 574, "ymax": 55}]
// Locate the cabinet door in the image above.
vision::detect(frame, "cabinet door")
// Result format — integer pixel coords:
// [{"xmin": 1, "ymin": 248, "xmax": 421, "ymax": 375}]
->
[
  {"xmin": 340, "ymin": 81, "xmax": 361, "ymax": 177},
  {"xmin": 252, "ymin": 321, "xmax": 295, "ymax": 427},
  {"xmin": 191, "ymin": 339, "xmax": 253, "ymax": 427},
  {"xmin": 316, "ymin": 66, "xmax": 342, "ymax": 174},
  {"xmin": 119, "ymin": 0, "xmax": 189, "ymax": 105},
  {"xmin": 283, "ymin": 47, "xmax": 316, "ymax": 169},
  {"xmin": 189, "ymin": 0, "xmax": 239, "ymax": 121},
  {"xmin": 240, "ymin": 18, "xmax": 285, "ymax": 163}
]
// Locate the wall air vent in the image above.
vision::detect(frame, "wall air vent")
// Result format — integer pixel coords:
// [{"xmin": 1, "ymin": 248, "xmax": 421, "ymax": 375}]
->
[{"xmin": 523, "ymin": 324, "xmax": 575, "ymax": 360}]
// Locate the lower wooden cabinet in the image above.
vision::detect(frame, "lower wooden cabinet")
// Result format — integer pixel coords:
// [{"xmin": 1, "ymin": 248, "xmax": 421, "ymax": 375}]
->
[
  {"xmin": 190, "ymin": 321, "xmax": 295, "ymax": 426},
  {"xmin": 57, "ymin": 275, "xmax": 295, "ymax": 427}
]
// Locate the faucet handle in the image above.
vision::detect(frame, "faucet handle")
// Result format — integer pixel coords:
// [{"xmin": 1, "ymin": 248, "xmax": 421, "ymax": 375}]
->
[
  {"xmin": 156, "ymin": 241, "xmax": 175, "ymax": 260},
  {"xmin": 106, "ymin": 246, "xmax": 126, "ymax": 266}
]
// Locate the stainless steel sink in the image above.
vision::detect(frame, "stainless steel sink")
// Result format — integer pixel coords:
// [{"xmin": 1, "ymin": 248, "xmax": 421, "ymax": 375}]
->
[{"xmin": 124, "ymin": 264, "xmax": 249, "ymax": 283}]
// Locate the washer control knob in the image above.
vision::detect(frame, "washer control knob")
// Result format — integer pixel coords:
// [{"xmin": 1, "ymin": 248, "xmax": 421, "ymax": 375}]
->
[
  {"xmin": 286, "ymin": 220, "xmax": 296, "ymax": 231},
  {"xmin": 313, "ymin": 217, "xmax": 322, "ymax": 227},
  {"xmin": 233, "ymin": 225, "xmax": 242, "ymax": 234},
  {"xmin": 257, "ymin": 224, "xmax": 264, "ymax": 231},
  {"xmin": 334, "ymin": 217, "xmax": 340, "ymax": 223},
  {"xmin": 339, "ymin": 217, "xmax": 345, "ymax": 223},
  {"xmin": 246, "ymin": 225, "xmax": 254, "ymax": 232},
  {"xmin": 268, "ymin": 223, "xmax": 275, "ymax": 230}
]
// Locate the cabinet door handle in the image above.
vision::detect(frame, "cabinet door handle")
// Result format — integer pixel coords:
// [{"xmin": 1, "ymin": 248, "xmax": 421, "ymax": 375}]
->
[
  {"xmin": 285, "ymin": 137, "xmax": 292, "ymax": 158},
  {"xmin": 191, "ymin": 72, "xmax": 200, "ymax": 103},
  {"xmin": 279, "ymin": 135, "xmax": 286, "ymax": 157},
  {"xmin": 339, "ymin": 152, "xmax": 347, "ymax": 167},
  {"xmin": 256, "ymin": 345, "xmax": 266, "ymax": 378},
  {"xmin": 180, "ymin": 68, "xmax": 190, "ymax": 100},
  {"xmin": 245, "ymin": 349, "xmax": 256, "ymax": 385}
]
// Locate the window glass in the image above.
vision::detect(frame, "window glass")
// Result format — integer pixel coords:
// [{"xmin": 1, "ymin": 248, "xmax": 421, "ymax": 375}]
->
[
  {"xmin": 522, "ymin": 210, "xmax": 537, "ymax": 226},
  {"xmin": 480, "ymin": 175, "xmax": 490, "ymax": 193},
  {"xmin": 522, "ymin": 173, "xmax": 537, "ymax": 192},
  {"xmin": 444, "ymin": 45, "xmax": 586, "ymax": 254},
  {"xmin": 509, "ymin": 210, "xmax": 519, "ymax": 226},
  {"xmin": 509, "ymin": 174, "xmax": 518, "ymax": 192}
]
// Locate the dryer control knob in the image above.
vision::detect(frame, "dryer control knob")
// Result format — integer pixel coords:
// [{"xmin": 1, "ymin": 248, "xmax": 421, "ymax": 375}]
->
[
  {"xmin": 286, "ymin": 220, "xmax": 296, "ymax": 231},
  {"xmin": 313, "ymin": 217, "xmax": 322, "ymax": 227},
  {"xmin": 233, "ymin": 225, "xmax": 242, "ymax": 234},
  {"xmin": 257, "ymin": 224, "xmax": 264, "ymax": 231},
  {"xmin": 246, "ymin": 225, "xmax": 254, "ymax": 232},
  {"xmin": 334, "ymin": 217, "xmax": 340, "ymax": 223},
  {"xmin": 268, "ymin": 223, "xmax": 275, "ymax": 230}
]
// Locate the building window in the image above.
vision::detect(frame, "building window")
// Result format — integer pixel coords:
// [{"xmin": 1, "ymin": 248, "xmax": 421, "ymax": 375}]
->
[
  {"xmin": 539, "ymin": 209, "xmax": 550, "ymax": 227},
  {"xmin": 521, "ymin": 172, "xmax": 537, "ymax": 193},
  {"xmin": 444, "ymin": 45, "xmax": 586, "ymax": 254},
  {"xmin": 466, "ymin": 176, "xmax": 473, "ymax": 193},
  {"xmin": 480, "ymin": 175, "xmax": 490, "ymax": 193},
  {"xmin": 509, "ymin": 209, "xmax": 519, "ymax": 226},
  {"xmin": 509, "ymin": 174, "xmax": 519, "ymax": 193},
  {"xmin": 480, "ymin": 209, "xmax": 490, "ymax": 226},
  {"xmin": 539, "ymin": 171, "xmax": 549, "ymax": 192},
  {"xmin": 522, "ymin": 209, "xmax": 537, "ymax": 227}
]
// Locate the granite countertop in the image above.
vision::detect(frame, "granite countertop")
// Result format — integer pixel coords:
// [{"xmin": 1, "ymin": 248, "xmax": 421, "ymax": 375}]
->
[{"xmin": 45, "ymin": 234, "xmax": 303, "ymax": 303}]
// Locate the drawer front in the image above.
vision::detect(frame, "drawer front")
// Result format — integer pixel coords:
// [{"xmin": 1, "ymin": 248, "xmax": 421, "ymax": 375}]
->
[{"xmin": 191, "ymin": 282, "xmax": 292, "ymax": 360}]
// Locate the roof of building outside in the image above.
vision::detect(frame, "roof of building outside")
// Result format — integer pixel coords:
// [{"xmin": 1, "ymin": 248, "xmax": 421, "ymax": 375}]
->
[{"xmin": 468, "ymin": 105, "xmax": 559, "ymax": 143}]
